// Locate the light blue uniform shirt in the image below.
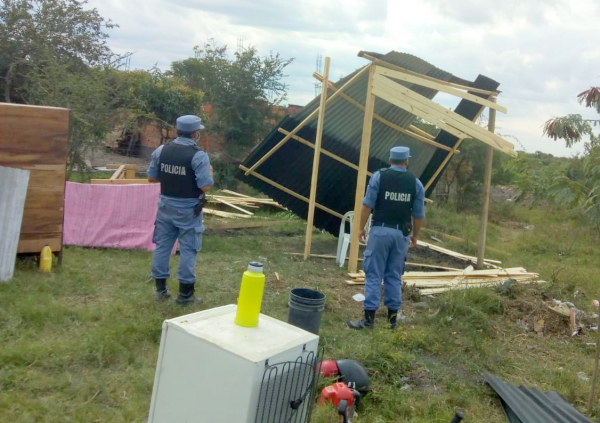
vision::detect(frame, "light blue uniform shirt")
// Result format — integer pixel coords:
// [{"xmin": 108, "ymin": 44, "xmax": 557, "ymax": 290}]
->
[
  {"xmin": 362, "ymin": 165, "xmax": 426, "ymax": 219},
  {"xmin": 146, "ymin": 137, "xmax": 214, "ymax": 208}
]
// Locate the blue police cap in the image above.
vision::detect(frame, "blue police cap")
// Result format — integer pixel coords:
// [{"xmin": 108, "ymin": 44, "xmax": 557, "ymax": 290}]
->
[
  {"xmin": 176, "ymin": 115, "xmax": 205, "ymax": 132},
  {"xmin": 390, "ymin": 146, "xmax": 411, "ymax": 160}
]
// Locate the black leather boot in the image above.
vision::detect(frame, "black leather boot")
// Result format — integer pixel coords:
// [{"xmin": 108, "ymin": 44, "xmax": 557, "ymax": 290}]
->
[
  {"xmin": 387, "ymin": 308, "xmax": 399, "ymax": 330},
  {"xmin": 348, "ymin": 309, "xmax": 376, "ymax": 330},
  {"xmin": 176, "ymin": 282, "xmax": 203, "ymax": 305},
  {"xmin": 154, "ymin": 278, "xmax": 170, "ymax": 300}
]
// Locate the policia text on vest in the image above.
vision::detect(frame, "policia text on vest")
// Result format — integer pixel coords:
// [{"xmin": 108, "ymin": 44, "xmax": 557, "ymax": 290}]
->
[
  {"xmin": 372, "ymin": 169, "xmax": 417, "ymax": 237},
  {"xmin": 384, "ymin": 192, "xmax": 411, "ymax": 202},
  {"xmin": 160, "ymin": 163, "xmax": 187, "ymax": 175}
]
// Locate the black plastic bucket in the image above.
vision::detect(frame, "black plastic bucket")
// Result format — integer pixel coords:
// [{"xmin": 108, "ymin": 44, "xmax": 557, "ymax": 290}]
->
[{"xmin": 288, "ymin": 288, "xmax": 326, "ymax": 335}]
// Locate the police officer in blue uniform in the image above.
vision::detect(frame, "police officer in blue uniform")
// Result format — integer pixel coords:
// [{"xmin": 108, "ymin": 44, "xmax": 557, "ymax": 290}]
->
[
  {"xmin": 147, "ymin": 115, "xmax": 214, "ymax": 304},
  {"xmin": 348, "ymin": 146, "xmax": 425, "ymax": 329}
]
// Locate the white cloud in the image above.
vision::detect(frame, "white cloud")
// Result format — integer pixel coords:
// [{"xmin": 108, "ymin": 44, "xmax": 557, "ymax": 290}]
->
[{"xmin": 88, "ymin": 0, "xmax": 600, "ymax": 157}]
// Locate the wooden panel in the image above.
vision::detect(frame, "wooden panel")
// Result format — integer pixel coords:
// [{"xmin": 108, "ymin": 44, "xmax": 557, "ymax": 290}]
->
[
  {"xmin": 0, "ymin": 103, "xmax": 69, "ymax": 255},
  {"xmin": 17, "ymin": 237, "xmax": 62, "ymax": 254},
  {"xmin": 0, "ymin": 104, "xmax": 69, "ymax": 162},
  {"xmin": 21, "ymin": 208, "xmax": 64, "ymax": 233}
]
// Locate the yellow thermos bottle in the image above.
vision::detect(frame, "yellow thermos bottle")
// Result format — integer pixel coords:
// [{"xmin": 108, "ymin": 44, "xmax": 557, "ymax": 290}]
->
[
  {"xmin": 235, "ymin": 261, "xmax": 265, "ymax": 327},
  {"xmin": 40, "ymin": 245, "xmax": 53, "ymax": 273}
]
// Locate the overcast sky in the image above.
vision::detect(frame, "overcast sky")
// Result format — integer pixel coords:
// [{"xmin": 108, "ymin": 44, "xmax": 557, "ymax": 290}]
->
[{"xmin": 88, "ymin": 0, "xmax": 600, "ymax": 157}]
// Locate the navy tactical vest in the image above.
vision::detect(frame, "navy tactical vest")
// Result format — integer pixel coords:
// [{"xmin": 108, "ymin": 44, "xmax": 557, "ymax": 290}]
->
[
  {"xmin": 158, "ymin": 143, "xmax": 202, "ymax": 198},
  {"xmin": 372, "ymin": 168, "xmax": 416, "ymax": 230}
]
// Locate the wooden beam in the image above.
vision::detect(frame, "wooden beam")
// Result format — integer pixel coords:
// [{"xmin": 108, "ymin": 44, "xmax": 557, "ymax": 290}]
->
[
  {"xmin": 106, "ymin": 164, "xmax": 137, "ymax": 170},
  {"xmin": 90, "ymin": 179, "xmax": 150, "ymax": 185},
  {"xmin": 238, "ymin": 165, "xmax": 343, "ymax": 219},
  {"xmin": 372, "ymin": 73, "xmax": 516, "ymax": 156},
  {"xmin": 423, "ymin": 95, "xmax": 491, "ymax": 191},
  {"xmin": 375, "ymin": 66, "xmax": 508, "ymax": 114},
  {"xmin": 313, "ymin": 72, "xmax": 455, "ymax": 153},
  {"xmin": 214, "ymin": 197, "xmax": 254, "ymax": 216},
  {"xmin": 125, "ymin": 165, "xmax": 136, "ymax": 179},
  {"xmin": 348, "ymin": 65, "xmax": 376, "ymax": 274},
  {"xmin": 304, "ymin": 57, "xmax": 330, "ymax": 260},
  {"xmin": 372, "ymin": 81, "xmax": 470, "ymax": 140},
  {"xmin": 277, "ymin": 128, "xmax": 372, "ymax": 175},
  {"xmin": 358, "ymin": 51, "xmax": 499, "ymax": 96},
  {"xmin": 375, "ymin": 72, "xmax": 514, "ymax": 152},
  {"xmin": 409, "ymin": 125, "xmax": 435, "ymax": 140},
  {"xmin": 477, "ymin": 102, "xmax": 496, "ymax": 269},
  {"xmin": 243, "ymin": 64, "xmax": 370, "ymax": 176},
  {"xmin": 109, "ymin": 165, "xmax": 126, "ymax": 180}
]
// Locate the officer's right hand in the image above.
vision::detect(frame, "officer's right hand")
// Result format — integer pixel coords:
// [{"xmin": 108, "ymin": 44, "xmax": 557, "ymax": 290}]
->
[
  {"xmin": 358, "ymin": 229, "xmax": 367, "ymax": 243},
  {"xmin": 409, "ymin": 236, "xmax": 418, "ymax": 248}
]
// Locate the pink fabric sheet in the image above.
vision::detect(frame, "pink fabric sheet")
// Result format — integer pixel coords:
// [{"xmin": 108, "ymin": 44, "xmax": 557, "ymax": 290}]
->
[{"xmin": 63, "ymin": 181, "xmax": 166, "ymax": 252}]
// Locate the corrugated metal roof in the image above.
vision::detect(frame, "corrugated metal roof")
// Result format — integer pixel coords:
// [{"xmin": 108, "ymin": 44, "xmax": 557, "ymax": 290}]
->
[
  {"xmin": 236, "ymin": 51, "xmax": 500, "ymax": 236},
  {"xmin": 483, "ymin": 372, "xmax": 592, "ymax": 423}
]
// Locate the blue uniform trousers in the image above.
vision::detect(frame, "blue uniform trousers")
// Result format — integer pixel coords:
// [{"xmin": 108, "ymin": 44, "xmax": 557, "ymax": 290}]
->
[
  {"xmin": 151, "ymin": 202, "xmax": 203, "ymax": 285},
  {"xmin": 363, "ymin": 226, "xmax": 410, "ymax": 311}
]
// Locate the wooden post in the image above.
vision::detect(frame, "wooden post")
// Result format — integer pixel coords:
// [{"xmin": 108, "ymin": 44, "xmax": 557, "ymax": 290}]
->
[
  {"xmin": 304, "ymin": 57, "xmax": 330, "ymax": 260},
  {"xmin": 348, "ymin": 64, "xmax": 376, "ymax": 273},
  {"xmin": 476, "ymin": 100, "xmax": 496, "ymax": 269}
]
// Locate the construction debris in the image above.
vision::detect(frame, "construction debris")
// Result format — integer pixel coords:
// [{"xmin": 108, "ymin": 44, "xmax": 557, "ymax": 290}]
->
[
  {"xmin": 207, "ymin": 190, "xmax": 285, "ymax": 216},
  {"xmin": 346, "ymin": 266, "xmax": 542, "ymax": 295}
]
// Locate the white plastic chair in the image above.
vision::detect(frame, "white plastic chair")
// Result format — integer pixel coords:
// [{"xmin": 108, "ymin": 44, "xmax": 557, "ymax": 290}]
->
[{"xmin": 336, "ymin": 211, "xmax": 372, "ymax": 267}]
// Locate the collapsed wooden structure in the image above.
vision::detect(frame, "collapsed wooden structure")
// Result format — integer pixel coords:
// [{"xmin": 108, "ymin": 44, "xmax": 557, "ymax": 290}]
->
[
  {"xmin": 237, "ymin": 51, "xmax": 516, "ymax": 273},
  {"xmin": 0, "ymin": 103, "xmax": 70, "ymax": 260}
]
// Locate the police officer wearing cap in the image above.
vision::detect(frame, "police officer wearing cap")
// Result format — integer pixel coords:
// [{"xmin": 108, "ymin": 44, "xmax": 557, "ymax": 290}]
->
[
  {"xmin": 147, "ymin": 115, "xmax": 214, "ymax": 304},
  {"xmin": 348, "ymin": 146, "xmax": 425, "ymax": 330}
]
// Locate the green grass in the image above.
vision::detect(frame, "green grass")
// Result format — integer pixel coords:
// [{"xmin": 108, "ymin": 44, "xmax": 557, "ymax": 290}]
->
[{"xmin": 2, "ymin": 202, "xmax": 600, "ymax": 422}]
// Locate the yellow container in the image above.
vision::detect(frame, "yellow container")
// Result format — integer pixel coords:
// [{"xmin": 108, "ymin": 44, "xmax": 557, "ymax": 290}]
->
[
  {"xmin": 40, "ymin": 245, "xmax": 53, "ymax": 273},
  {"xmin": 234, "ymin": 262, "xmax": 265, "ymax": 327}
]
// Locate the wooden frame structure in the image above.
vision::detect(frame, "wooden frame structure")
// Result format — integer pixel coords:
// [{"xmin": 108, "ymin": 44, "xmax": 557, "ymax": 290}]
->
[
  {"xmin": 90, "ymin": 164, "xmax": 150, "ymax": 185},
  {"xmin": 240, "ymin": 53, "xmax": 516, "ymax": 272}
]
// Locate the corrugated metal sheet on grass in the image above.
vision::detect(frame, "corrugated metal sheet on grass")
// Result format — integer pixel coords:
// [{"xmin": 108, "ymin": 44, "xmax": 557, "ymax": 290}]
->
[
  {"xmin": 484, "ymin": 372, "xmax": 592, "ymax": 423},
  {"xmin": 236, "ymin": 51, "xmax": 500, "ymax": 235}
]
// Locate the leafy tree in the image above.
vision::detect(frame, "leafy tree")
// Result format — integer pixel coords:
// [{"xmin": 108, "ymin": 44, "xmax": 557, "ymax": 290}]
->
[
  {"xmin": 122, "ymin": 68, "xmax": 204, "ymax": 146},
  {"xmin": 0, "ymin": 0, "xmax": 115, "ymax": 103},
  {"xmin": 508, "ymin": 85, "xmax": 600, "ymax": 235},
  {"xmin": 170, "ymin": 40, "xmax": 294, "ymax": 159},
  {"xmin": 540, "ymin": 86, "xmax": 600, "ymax": 234},
  {"xmin": 543, "ymin": 87, "xmax": 600, "ymax": 148}
]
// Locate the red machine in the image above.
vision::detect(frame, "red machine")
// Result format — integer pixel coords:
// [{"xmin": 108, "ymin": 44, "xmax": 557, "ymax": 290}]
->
[{"xmin": 318, "ymin": 382, "xmax": 360, "ymax": 423}]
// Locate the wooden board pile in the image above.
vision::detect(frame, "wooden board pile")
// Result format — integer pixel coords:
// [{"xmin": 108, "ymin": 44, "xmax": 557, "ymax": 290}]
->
[
  {"xmin": 204, "ymin": 190, "xmax": 285, "ymax": 219},
  {"xmin": 346, "ymin": 266, "xmax": 541, "ymax": 295}
]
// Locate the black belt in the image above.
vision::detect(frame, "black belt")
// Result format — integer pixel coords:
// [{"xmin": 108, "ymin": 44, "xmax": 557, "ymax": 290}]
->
[{"xmin": 372, "ymin": 222, "xmax": 404, "ymax": 230}]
